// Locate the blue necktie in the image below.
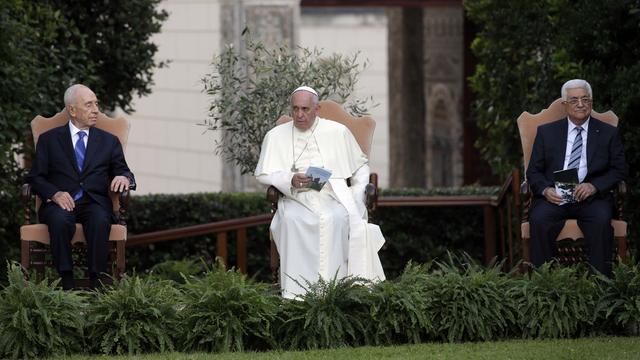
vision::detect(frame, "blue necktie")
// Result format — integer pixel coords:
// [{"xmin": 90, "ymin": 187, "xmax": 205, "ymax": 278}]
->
[
  {"xmin": 567, "ymin": 126, "xmax": 583, "ymax": 169},
  {"xmin": 74, "ymin": 131, "xmax": 87, "ymax": 200}
]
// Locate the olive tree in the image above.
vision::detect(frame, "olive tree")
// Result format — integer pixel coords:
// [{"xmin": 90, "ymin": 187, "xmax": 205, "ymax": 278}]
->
[{"xmin": 202, "ymin": 36, "xmax": 374, "ymax": 175}]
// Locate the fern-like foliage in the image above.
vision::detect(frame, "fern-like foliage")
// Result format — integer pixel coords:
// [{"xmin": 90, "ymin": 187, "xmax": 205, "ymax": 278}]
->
[
  {"xmin": 148, "ymin": 258, "xmax": 207, "ymax": 284},
  {"xmin": 0, "ymin": 262, "xmax": 85, "ymax": 359},
  {"xmin": 85, "ymin": 275, "xmax": 181, "ymax": 355},
  {"xmin": 179, "ymin": 260, "xmax": 279, "ymax": 353},
  {"xmin": 276, "ymin": 274, "xmax": 374, "ymax": 350},
  {"xmin": 369, "ymin": 262, "xmax": 434, "ymax": 345},
  {"xmin": 598, "ymin": 261, "xmax": 640, "ymax": 335},
  {"xmin": 513, "ymin": 263, "xmax": 602, "ymax": 339},
  {"xmin": 426, "ymin": 253, "xmax": 519, "ymax": 342}
]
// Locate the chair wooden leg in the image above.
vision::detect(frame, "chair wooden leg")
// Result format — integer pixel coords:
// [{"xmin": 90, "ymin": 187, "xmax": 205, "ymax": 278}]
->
[
  {"xmin": 21, "ymin": 240, "xmax": 31, "ymax": 271},
  {"xmin": 520, "ymin": 236, "xmax": 532, "ymax": 274},
  {"xmin": 616, "ymin": 236, "xmax": 627, "ymax": 263},
  {"xmin": 115, "ymin": 241, "xmax": 125, "ymax": 279},
  {"xmin": 522, "ymin": 237, "xmax": 531, "ymax": 263}
]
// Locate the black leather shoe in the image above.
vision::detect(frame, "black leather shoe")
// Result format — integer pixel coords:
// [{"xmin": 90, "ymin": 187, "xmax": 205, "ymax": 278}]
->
[
  {"xmin": 60, "ymin": 272, "xmax": 74, "ymax": 290},
  {"xmin": 90, "ymin": 273, "xmax": 107, "ymax": 289}
]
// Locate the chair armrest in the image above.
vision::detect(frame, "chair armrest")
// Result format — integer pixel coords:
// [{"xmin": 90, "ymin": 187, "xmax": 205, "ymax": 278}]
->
[
  {"xmin": 616, "ymin": 180, "xmax": 627, "ymax": 198},
  {"xmin": 21, "ymin": 183, "xmax": 33, "ymax": 224},
  {"xmin": 520, "ymin": 180, "xmax": 531, "ymax": 223},
  {"xmin": 118, "ymin": 190, "xmax": 131, "ymax": 210},
  {"xmin": 112, "ymin": 189, "xmax": 131, "ymax": 225},
  {"xmin": 520, "ymin": 180, "xmax": 530, "ymax": 196},
  {"xmin": 21, "ymin": 183, "xmax": 32, "ymax": 205},
  {"xmin": 365, "ymin": 183, "xmax": 377, "ymax": 214},
  {"xmin": 614, "ymin": 180, "xmax": 627, "ymax": 219},
  {"xmin": 266, "ymin": 186, "xmax": 282, "ymax": 212}
]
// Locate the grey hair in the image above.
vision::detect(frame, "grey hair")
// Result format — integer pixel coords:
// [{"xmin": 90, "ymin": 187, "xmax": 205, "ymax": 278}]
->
[
  {"xmin": 561, "ymin": 79, "xmax": 592, "ymax": 101},
  {"xmin": 63, "ymin": 84, "xmax": 90, "ymax": 106}
]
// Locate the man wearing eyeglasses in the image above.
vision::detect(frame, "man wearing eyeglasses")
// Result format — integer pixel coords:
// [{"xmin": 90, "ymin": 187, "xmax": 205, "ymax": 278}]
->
[{"xmin": 527, "ymin": 79, "xmax": 627, "ymax": 276}]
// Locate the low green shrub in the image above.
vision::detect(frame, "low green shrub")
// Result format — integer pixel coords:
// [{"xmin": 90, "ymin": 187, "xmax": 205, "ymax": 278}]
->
[
  {"xmin": 0, "ymin": 258, "xmax": 639, "ymax": 357},
  {"xmin": 0, "ymin": 262, "xmax": 85, "ymax": 359},
  {"xmin": 125, "ymin": 190, "xmax": 493, "ymax": 281},
  {"xmin": 126, "ymin": 192, "xmax": 272, "ymax": 281},
  {"xmin": 599, "ymin": 261, "xmax": 640, "ymax": 335},
  {"xmin": 369, "ymin": 262, "xmax": 434, "ymax": 345},
  {"xmin": 374, "ymin": 187, "xmax": 497, "ymax": 278},
  {"xmin": 513, "ymin": 263, "xmax": 602, "ymax": 339},
  {"xmin": 179, "ymin": 261, "xmax": 279, "ymax": 353},
  {"xmin": 425, "ymin": 254, "xmax": 519, "ymax": 342},
  {"xmin": 148, "ymin": 258, "xmax": 208, "ymax": 284},
  {"xmin": 85, "ymin": 275, "xmax": 181, "ymax": 355},
  {"xmin": 276, "ymin": 275, "xmax": 374, "ymax": 350}
]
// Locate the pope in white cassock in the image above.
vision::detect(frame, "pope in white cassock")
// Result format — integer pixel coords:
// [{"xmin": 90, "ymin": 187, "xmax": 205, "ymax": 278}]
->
[{"xmin": 255, "ymin": 86, "xmax": 386, "ymax": 299}]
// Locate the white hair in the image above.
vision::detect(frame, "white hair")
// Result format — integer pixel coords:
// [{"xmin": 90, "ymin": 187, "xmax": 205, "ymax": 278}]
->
[
  {"xmin": 561, "ymin": 79, "xmax": 592, "ymax": 101},
  {"xmin": 63, "ymin": 84, "xmax": 90, "ymax": 106}
]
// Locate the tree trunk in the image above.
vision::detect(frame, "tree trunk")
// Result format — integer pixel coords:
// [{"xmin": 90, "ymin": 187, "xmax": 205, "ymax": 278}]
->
[{"xmin": 388, "ymin": 7, "xmax": 426, "ymax": 188}]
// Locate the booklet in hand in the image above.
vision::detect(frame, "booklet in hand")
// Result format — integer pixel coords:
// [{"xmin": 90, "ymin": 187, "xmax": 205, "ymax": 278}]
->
[
  {"xmin": 305, "ymin": 166, "xmax": 332, "ymax": 191},
  {"xmin": 553, "ymin": 168, "xmax": 579, "ymax": 205}
]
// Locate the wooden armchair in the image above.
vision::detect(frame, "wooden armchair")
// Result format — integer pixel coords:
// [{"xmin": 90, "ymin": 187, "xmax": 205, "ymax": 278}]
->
[
  {"xmin": 266, "ymin": 100, "xmax": 379, "ymax": 282},
  {"xmin": 20, "ymin": 110, "xmax": 131, "ymax": 286},
  {"xmin": 517, "ymin": 98, "xmax": 627, "ymax": 266}
]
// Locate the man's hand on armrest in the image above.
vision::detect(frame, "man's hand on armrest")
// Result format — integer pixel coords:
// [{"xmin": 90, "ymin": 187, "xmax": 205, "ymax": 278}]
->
[{"xmin": 110, "ymin": 175, "xmax": 131, "ymax": 193}]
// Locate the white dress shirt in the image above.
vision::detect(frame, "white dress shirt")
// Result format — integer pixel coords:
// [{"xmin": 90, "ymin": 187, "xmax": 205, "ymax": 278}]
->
[
  {"xmin": 563, "ymin": 117, "xmax": 589, "ymax": 183},
  {"xmin": 68, "ymin": 121, "xmax": 89, "ymax": 148}
]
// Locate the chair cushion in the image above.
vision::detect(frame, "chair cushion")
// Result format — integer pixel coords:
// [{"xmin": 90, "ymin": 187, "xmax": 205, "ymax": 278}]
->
[
  {"xmin": 521, "ymin": 219, "xmax": 627, "ymax": 240},
  {"xmin": 20, "ymin": 224, "xmax": 127, "ymax": 245}
]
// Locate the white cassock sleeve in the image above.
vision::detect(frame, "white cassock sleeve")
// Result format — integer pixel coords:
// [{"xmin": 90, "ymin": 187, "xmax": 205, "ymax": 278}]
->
[
  {"xmin": 256, "ymin": 171, "xmax": 294, "ymax": 197},
  {"xmin": 349, "ymin": 164, "xmax": 370, "ymax": 220}
]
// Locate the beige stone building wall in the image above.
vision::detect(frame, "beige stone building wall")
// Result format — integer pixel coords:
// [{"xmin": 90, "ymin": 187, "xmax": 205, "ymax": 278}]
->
[
  {"xmin": 124, "ymin": 1, "xmax": 390, "ymax": 194},
  {"xmin": 122, "ymin": 0, "xmax": 224, "ymax": 194}
]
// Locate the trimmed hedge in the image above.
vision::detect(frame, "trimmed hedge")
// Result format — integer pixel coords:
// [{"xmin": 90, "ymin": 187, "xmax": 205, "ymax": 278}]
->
[
  {"xmin": 126, "ymin": 192, "xmax": 272, "ymax": 280},
  {"xmin": 1, "ymin": 258, "xmax": 639, "ymax": 359},
  {"xmin": 126, "ymin": 188, "xmax": 498, "ymax": 280}
]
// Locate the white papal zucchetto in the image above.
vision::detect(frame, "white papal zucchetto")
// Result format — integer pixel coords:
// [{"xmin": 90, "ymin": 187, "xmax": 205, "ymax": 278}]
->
[{"xmin": 291, "ymin": 86, "xmax": 318, "ymax": 97}]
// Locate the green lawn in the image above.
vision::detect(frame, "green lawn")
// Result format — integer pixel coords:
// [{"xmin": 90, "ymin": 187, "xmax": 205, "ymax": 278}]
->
[{"xmin": 60, "ymin": 337, "xmax": 640, "ymax": 360}]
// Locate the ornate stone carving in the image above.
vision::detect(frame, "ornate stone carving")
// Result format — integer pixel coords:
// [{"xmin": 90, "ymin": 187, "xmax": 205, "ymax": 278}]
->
[
  {"xmin": 245, "ymin": 5, "xmax": 295, "ymax": 48},
  {"xmin": 423, "ymin": 7, "xmax": 464, "ymax": 187}
]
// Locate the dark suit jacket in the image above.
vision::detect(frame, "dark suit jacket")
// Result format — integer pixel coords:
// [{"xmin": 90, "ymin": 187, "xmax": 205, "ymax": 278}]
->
[
  {"xmin": 526, "ymin": 117, "xmax": 627, "ymax": 198},
  {"xmin": 27, "ymin": 123, "xmax": 135, "ymax": 213}
]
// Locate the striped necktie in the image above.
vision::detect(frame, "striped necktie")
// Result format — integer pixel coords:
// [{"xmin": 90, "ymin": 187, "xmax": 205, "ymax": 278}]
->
[
  {"xmin": 567, "ymin": 126, "xmax": 582, "ymax": 169},
  {"xmin": 74, "ymin": 131, "xmax": 87, "ymax": 200}
]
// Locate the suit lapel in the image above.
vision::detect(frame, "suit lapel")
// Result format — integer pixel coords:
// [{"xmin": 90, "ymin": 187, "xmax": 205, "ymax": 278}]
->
[
  {"xmin": 83, "ymin": 127, "xmax": 102, "ymax": 173},
  {"xmin": 586, "ymin": 118, "xmax": 600, "ymax": 168},
  {"xmin": 57, "ymin": 125, "xmax": 80, "ymax": 176},
  {"xmin": 553, "ymin": 119, "xmax": 568, "ymax": 171}
]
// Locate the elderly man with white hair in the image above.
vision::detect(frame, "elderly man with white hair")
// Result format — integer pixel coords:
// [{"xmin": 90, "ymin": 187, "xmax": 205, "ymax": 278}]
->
[
  {"xmin": 255, "ymin": 86, "xmax": 385, "ymax": 298},
  {"xmin": 527, "ymin": 79, "xmax": 627, "ymax": 276},
  {"xmin": 26, "ymin": 84, "xmax": 135, "ymax": 289}
]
